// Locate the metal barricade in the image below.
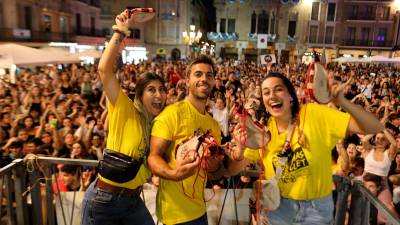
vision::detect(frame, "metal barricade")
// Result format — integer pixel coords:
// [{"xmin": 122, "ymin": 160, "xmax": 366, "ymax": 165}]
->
[
  {"xmin": 0, "ymin": 159, "xmax": 28, "ymax": 225},
  {"xmin": 2, "ymin": 159, "xmax": 400, "ymax": 225},
  {"xmin": 334, "ymin": 175, "xmax": 400, "ymax": 225}
]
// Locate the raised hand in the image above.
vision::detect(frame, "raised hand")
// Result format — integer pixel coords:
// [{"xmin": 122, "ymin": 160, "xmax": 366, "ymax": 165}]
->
[
  {"xmin": 328, "ymin": 73, "xmax": 346, "ymax": 104},
  {"xmin": 114, "ymin": 10, "xmax": 131, "ymax": 36}
]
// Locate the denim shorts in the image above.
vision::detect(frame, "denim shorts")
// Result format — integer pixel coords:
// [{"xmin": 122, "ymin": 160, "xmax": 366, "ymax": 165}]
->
[
  {"xmin": 261, "ymin": 194, "xmax": 334, "ymax": 225},
  {"xmin": 81, "ymin": 180, "xmax": 154, "ymax": 225}
]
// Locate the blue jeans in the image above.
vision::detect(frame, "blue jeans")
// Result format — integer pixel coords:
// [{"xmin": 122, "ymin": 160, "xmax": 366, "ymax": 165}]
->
[
  {"xmin": 81, "ymin": 180, "xmax": 154, "ymax": 225},
  {"xmin": 263, "ymin": 194, "xmax": 333, "ymax": 225},
  {"xmin": 166, "ymin": 214, "xmax": 208, "ymax": 225}
]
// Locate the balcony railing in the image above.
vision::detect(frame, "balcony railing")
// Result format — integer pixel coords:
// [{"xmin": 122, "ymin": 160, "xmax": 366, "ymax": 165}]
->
[
  {"xmin": 74, "ymin": 27, "xmax": 104, "ymax": 37},
  {"xmin": 341, "ymin": 39, "xmax": 394, "ymax": 47},
  {"xmin": 0, "ymin": 28, "xmax": 76, "ymax": 42},
  {"xmin": 347, "ymin": 14, "xmax": 376, "ymax": 20},
  {"xmin": 78, "ymin": 0, "xmax": 100, "ymax": 7}
]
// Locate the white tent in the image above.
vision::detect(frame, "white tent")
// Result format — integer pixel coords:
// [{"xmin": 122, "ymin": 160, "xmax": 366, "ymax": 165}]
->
[
  {"xmin": 361, "ymin": 55, "xmax": 395, "ymax": 63},
  {"xmin": 0, "ymin": 43, "xmax": 68, "ymax": 68},
  {"xmin": 0, "ymin": 54, "xmax": 14, "ymax": 68},
  {"xmin": 40, "ymin": 47, "xmax": 80, "ymax": 64},
  {"xmin": 75, "ymin": 49, "xmax": 102, "ymax": 58},
  {"xmin": 332, "ymin": 57, "xmax": 364, "ymax": 63}
]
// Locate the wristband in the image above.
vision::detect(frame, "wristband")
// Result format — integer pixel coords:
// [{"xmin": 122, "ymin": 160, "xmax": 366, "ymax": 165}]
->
[{"xmin": 112, "ymin": 25, "xmax": 131, "ymax": 37}]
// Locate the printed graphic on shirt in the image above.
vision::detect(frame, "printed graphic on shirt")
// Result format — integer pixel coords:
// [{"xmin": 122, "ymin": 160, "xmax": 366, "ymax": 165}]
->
[{"xmin": 272, "ymin": 146, "xmax": 309, "ymax": 184}]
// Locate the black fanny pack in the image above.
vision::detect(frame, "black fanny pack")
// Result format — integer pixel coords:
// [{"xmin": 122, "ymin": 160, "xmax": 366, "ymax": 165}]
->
[{"xmin": 98, "ymin": 149, "xmax": 143, "ymax": 183}]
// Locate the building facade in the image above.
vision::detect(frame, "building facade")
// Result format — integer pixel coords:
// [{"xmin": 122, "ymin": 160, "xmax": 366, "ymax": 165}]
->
[
  {"xmin": 99, "ymin": 0, "xmax": 209, "ymax": 60},
  {"xmin": 214, "ymin": 0, "xmax": 400, "ymax": 64},
  {"xmin": 0, "ymin": 0, "xmax": 101, "ymax": 47},
  {"xmin": 307, "ymin": 0, "xmax": 400, "ymax": 62}
]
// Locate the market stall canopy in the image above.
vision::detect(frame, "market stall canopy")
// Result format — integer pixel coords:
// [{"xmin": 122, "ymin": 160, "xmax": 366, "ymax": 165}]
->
[
  {"xmin": 40, "ymin": 47, "xmax": 80, "ymax": 64},
  {"xmin": 0, "ymin": 43, "xmax": 73, "ymax": 68}
]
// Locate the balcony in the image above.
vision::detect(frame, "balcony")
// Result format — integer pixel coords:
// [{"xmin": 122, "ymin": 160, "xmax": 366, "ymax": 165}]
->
[
  {"xmin": 341, "ymin": 39, "xmax": 393, "ymax": 47},
  {"xmin": 74, "ymin": 28, "xmax": 104, "ymax": 37},
  {"xmin": 78, "ymin": 0, "xmax": 100, "ymax": 8},
  {"xmin": 0, "ymin": 28, "xmax": 75, "ymax": 42},
  {"xmin": 347, "ymin": 14, "xmax": 376, "ymax": 21}
]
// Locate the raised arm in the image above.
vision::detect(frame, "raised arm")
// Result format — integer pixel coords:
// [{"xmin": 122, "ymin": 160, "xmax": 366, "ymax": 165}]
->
[
  {"xmin": 97, "ymin": 10, "xmax": 131, "ymax": 105},
  {"xmin": 385, "ymin": 129, "xmax": 398, "ymax": 160},
  {"xmin": 336, "ymin": 139, "xmax": 350, "ymax": 175},
  {"xmin": 330, "ymin": 79, "xmax": 384, "ymax": 136}
]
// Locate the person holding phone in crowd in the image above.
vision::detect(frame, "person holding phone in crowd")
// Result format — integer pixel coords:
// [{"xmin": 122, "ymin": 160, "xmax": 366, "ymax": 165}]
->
[{"xmin": 81, "ymin": 9, "xmax": 166, "ymax": 225}]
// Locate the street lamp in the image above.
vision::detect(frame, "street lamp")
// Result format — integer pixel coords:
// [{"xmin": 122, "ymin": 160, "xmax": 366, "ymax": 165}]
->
[{"xmin": 182, "ymin": 24, "xmax": 202, "ymax": 58}]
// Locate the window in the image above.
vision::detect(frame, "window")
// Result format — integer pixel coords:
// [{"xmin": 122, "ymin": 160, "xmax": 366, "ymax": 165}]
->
[
  {"xmin": 325, "ymin": 26, "xmax": 334, "ymax": 44},
  {"xmin": 347, "ymin": 27, "xmax": 356, "ymax": 44},
  {"xmin": 220, "ymin": 18, "xmax": 226, "ymax": 32},
  {"xmin": 376, "ymin": 27, "xmax": 387, "ymax": 42},
  {"xmin": 24, "ymin": 6, "xmax": 32, "ymax": 29},
  {"xmin": 101, "ymin": 2, "xmax": 111, "ymax": 15},
  {"xmin": 91, "ymin": 17, "xmax": 95, "ymax": 35},
  {"xmin": 129, "ymin": 28, "xmax": 139, "ymax": 39},
  {"xmin": 76, "ymin": 13, "xmax": 81, "ymax": 34},
  {"xmin": 309, "ymin": 25, "xmax": 318, "ymax": 43},
  {"xmin": 381, "ymin": 7, "xmax": 390, "ymax": 20},
  {"xmin": 361, "ymin": 27, "xmax": 370, "ymax": 45},
  {"xmin": 327, "ymin": 3, "xmax": 336, "ymax": 21},
  {"xmin": 350, "ymin": 5, "xmax": 358, "ymax": 19},
  {"xmin": 311, "ymin": 2, "xmax": 320, "ymax": 21},
  {"xmin": 288, "ymin": 20, "xmax": 296, "ymax": 37},
  {"xmin": 228, "ymin": 19, "xmax": 235, "ymax": 33},
  {"xmin": 270, "ymin": 12, "xmax": 275, "ymax": 34},
  {"xmin": 132, "ymin": 28, "xmax": 140, "ymax": 39},
  {"xmin": 365, "ymin": 6, "xmax": 373, "ymax": 20},
  {"xmin": 257, "ymin": 10, "xmax": 269, "ymax": 33},
  {"xmin": 102, "ymin": 28, "xmax": 110, "ymax": 36},
  {"xmin": 251, "ymin": 11, "xmax": 256, "ymax": 33},
  {"xmin": 43, "ymin": 15, "xmax": 52, "ymax": 32},
  {"xmin": 60, "ymin": 16, "xmax": 67, "ymax": 33}
]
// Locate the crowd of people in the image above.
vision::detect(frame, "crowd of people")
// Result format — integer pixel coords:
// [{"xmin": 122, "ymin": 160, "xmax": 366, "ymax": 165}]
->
[
  {"xmin": 0, "ymin": 12, "xmax": 400, "ymax": 225},
  {"xmin": 0, "ymin": 55, "xmax": 398, "ymax": 223}
]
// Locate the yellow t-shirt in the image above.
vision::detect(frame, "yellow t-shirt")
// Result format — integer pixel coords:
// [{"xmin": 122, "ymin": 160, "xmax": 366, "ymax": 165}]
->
[
  {"xmin": 245, "ymin": 103, "xmax": 350, "ymax": 200},
  {"xmin": 151, "ymin": 99, "xmax": 221, "ymax": 225},
  {"xmin": 98, "ymin": 90, "xmax": 151, "ymax": 189}
]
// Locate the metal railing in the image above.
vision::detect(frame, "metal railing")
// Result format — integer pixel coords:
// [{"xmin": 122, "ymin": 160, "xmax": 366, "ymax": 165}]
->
[
  {"xmin": 1, "ymin": 158, "xmax": 400, "ymax": 225},
  {"xmin": 340, "ymin": 39, "xmax": 394, "ymax": 47},
  {"xmin": 0, "ymin": 28, "xmax": 76, "ymax": 43}
]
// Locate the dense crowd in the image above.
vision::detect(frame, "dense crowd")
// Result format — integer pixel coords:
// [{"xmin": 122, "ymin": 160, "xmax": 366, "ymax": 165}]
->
[{"xmin": 0, "ymin": 59, "xmax": 399, "ymax": 222}]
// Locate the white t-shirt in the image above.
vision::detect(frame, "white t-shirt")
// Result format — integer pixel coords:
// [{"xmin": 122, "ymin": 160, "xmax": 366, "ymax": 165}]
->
[
  {"xmin": 359, "ymin": 84, "xmax": 373, "ymax": 99},
  {"xmin": 211, "ymin": 106, "xmax": 229, "ymax": 137}
]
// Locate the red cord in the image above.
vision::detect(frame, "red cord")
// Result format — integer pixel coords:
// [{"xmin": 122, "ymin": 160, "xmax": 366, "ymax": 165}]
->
[{"xmin": 180, "ymin": 136, "xmax": 224, "ymax": 202}]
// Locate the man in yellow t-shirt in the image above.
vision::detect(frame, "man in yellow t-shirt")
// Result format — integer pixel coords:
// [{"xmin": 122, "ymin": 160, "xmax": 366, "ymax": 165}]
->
[{"xmin": 149, "ymin": 55, "xmax": 243, "ymax": 225}]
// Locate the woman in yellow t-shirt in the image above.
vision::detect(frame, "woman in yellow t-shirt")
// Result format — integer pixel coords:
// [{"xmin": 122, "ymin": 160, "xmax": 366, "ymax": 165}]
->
[
  {"xmin": 81, "ymin": 10, "xmax": 166, "ymax": 225},
  {"xmin": 238, "ymin": 72, "xmax": 383, "ymax": 225}
]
